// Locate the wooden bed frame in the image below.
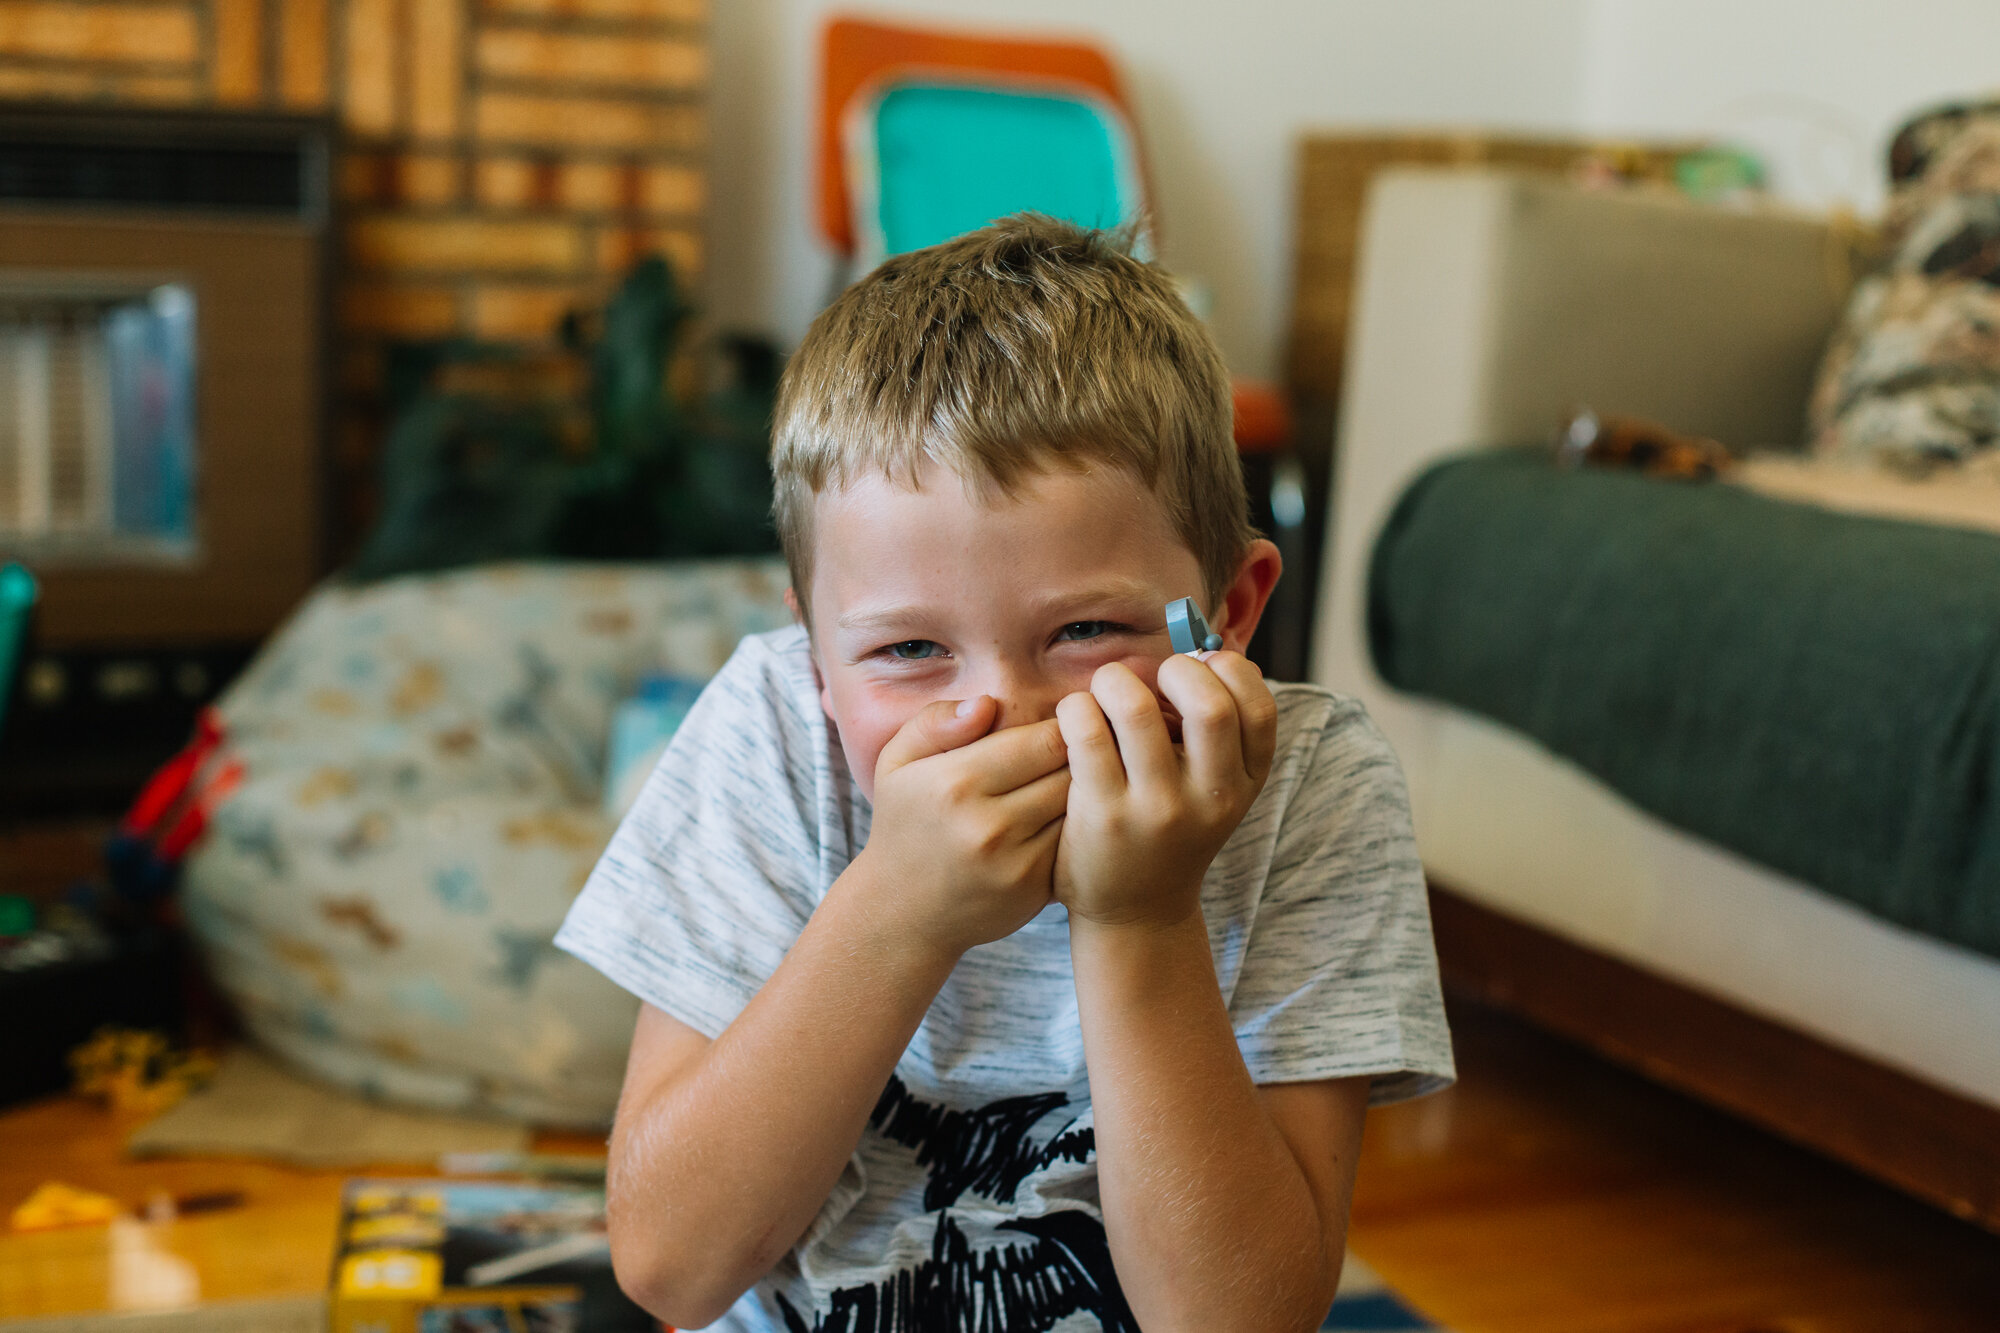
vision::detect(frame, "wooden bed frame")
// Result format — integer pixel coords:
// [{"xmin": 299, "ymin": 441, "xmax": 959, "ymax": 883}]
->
[{"xmin": 1427, "ymin": 882, "xmax": 2000, "ymax": 1235}]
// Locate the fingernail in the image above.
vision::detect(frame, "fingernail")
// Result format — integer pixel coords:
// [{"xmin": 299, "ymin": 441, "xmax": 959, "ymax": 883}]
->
[
  {"xmin": 956, "ymin": 697, "xmax": 980, "ymax": 718},
  {"xmin": 1194, "ymin": 650, "xmax": 1217, "ymax": 663}
]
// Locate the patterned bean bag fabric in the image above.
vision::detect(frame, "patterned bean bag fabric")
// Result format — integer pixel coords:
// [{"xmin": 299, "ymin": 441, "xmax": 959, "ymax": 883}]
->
[
  {"xmin": 183, "ymin": 559, "xmax": 792, "ymax": 1127},
  {"xmin": 1810, "ymin": 101, "xmax": 2000, "ymax": 475}
]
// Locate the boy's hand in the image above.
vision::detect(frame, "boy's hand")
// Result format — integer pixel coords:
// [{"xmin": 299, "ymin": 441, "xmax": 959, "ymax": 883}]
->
[
  {"xmin": 1053, "ymin": 653, "xmax": 1277, "ymax": 928},
  {"xmin": 851, "ymin": 697, "xmax": 1072, "ymax": 960}
]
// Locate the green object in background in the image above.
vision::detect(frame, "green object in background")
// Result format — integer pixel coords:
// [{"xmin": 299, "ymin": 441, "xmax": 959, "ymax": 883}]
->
[
  {"xmin": 348, "ymin": 255, "xmax": 781, "ymax": 582},
  {"xmin": 1675, "ymin": 146, "xmax": 1764, "ymax": 202},
  {"xmin": 868, "ymin": 84, "xmax": 1143, "ymax": 256},
  {"xmin": 0, "ymin": 562, "xmax": 37, "ymax": 740},
  {"xmin": 0, "ymin": 894, "xmax": 34, "ymax": 938}
]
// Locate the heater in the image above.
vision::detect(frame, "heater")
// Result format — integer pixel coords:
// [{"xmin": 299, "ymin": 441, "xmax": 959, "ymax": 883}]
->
[{"xmin": 0, "ymin": 105, "xmax": 332, "ymax": 811}]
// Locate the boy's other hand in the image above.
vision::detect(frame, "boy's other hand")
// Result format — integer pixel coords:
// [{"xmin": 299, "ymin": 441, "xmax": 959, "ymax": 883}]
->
[
  {"xmin": 1053, "ymin": 653, "xmax": 1277, "ymax": 928},
  {"xmin": 851, "ymin": 697, "xmax": 1072, "ymax": 960}
]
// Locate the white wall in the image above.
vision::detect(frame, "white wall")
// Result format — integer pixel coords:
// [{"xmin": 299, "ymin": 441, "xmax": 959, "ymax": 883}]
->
[
  {"xmin": 1578, "ymin": 0, "xmax": 2000, "ymax": 215},
  {"xmin": 706, "ymin": 0, "xmax": 1591, "ymax": 380},
  {"xmin": 705, "ymin": 1, "xmax": 2000, "ymax": 378}
]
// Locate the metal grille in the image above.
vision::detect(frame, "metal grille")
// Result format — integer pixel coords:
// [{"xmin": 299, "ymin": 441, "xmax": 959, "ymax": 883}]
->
[
  {"xmin": 0, "ymin": 305, "xmax": 112, "ymax": 538},
  {"xmin": 0, "ymin": 279, "xmax": 195, "ymax": 560}
]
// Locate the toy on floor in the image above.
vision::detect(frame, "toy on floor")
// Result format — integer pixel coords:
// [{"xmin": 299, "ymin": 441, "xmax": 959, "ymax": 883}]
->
[
  {"xmin": 69, "ymin": 1026, "xmax": 216, "ymax": 1116},
  {"xmin": 10, "ymin": 1181, "xmax": 124, "ymax": 1232},
  {"xmin": 1165, "ymin": 597, "xmax": 1222, "ymax": 654},
  {"xmin": 105, "ymin": 707, "xmax": 242, "ymax": 906},
  {"xmin": 8, "ymin": 1181, "xmax": 244, "ymax": 1232}
]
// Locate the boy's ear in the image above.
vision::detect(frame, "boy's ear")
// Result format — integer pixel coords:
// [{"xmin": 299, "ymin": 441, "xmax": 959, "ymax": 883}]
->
[
  {"xmin": 784, "ymin": 586, "xmax": 804, "ymax": 625},
  {"xmin": 1214, "ymin": 539, "xmax": 1283, "ymax": 655}
]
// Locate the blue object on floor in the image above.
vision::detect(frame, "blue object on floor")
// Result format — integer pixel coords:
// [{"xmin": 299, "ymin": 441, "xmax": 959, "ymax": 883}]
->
[{"xmin": 1323, "ymin": 1289, "xmax": 1440, "ymax": 1329}]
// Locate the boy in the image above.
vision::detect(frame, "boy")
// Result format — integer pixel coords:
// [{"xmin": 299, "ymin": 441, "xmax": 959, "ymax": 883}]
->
[{"xmin": 555, "ymin": 215, "xmax": 1452, "ymax": 1332}]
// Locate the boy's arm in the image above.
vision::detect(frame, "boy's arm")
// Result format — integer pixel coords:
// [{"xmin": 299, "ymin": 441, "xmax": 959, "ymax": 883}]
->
[
  {"xmin": 607, "ymin": 902, "xmax": 955, "ymax": 1326},
  {"xmin": 1056, "ymin": 653, "xmax": 1366, "ymax": 1331},
  {"xmin": 603, "ymin": 698, "xmax": 1069, "ymax": 1328},
  {"xmin": 1070, "ymin": 915, "xmax": 1368, "ymax": 1330}
]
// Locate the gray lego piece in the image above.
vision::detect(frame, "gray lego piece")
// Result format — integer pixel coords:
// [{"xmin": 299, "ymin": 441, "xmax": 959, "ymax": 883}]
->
[{"xmin": 1165, "ymin": 597, "xmax": 1222, "ymax": 655}]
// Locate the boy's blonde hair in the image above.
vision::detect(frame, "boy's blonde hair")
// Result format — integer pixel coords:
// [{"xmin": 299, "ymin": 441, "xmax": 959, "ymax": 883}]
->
[{"xmin": 772, "ymin": 213, "xmax": 1254, "ymax": 615}]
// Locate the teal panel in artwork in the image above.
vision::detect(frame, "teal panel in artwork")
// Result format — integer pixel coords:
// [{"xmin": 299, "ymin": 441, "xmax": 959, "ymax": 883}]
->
[{"xmin": 869, "ymin": 84, "xmax": 1140, "ymax": 256}]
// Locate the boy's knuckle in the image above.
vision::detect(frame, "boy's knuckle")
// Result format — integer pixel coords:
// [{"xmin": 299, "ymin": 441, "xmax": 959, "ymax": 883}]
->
[
  {"xmin": 1106, "ymin": 808, "xmax": 1149, "ymax": 842},
  {"xmin": 1104, "ymin": 692, "xmax": 1152, "ymax": 725},
  {"xmin": 1243, "ymin": 693, "xmax": 1279, "ymax": 729},
  {"xmin": 1186, "ymin": 697, "xmax": 1234, "ymax": 729},
  {"xmin": 1042, "ymin": 734, "xmax": 1071, "ymax": 769}
]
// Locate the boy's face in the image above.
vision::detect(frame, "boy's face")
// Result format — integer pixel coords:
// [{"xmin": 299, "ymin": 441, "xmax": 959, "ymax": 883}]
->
[{"xmin": 802, "ymin": 463, "xmax": 1248, "ymax": 800}]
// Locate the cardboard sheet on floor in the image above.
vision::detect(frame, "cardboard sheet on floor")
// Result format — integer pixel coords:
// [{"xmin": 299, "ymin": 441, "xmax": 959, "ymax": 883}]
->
[
  {"xmin": 0, "ymin": 1295, "xmax": 326, "ymax": 1333},
  {"xmin": 125, "ymin": 1048, "xmax": 527, "ymax": 1167}
]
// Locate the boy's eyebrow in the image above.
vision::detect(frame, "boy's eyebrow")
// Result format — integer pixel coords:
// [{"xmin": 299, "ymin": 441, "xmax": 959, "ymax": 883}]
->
[
  {"xmin": 832, "ymin": 580, "xmax": 1168, "ymax": 636},
  {"xmin": 1024, "ymin": 578, "xmax": 1165, "ymax": 620},
  {"xmin": 833, "ymin": 606, "xmax": 930, "ymax": 635}
]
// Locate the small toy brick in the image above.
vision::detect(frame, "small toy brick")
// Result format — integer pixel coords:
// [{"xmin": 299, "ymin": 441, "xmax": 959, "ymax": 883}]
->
[{"xmin": 1164, "ymin": 597, "xmax": 1222, "ymax": 655}]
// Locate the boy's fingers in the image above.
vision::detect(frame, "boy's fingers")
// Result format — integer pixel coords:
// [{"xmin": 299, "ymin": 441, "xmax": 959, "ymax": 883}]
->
[
  {"xmin": 1056, "ymin": 691, "xmax": 1127, "ymax": 795},
  {"xmin": 959, "ymin": 717, "xmax": 1071, "ymax": 795},
  {"xmin": 1020, "ymin": 810, "xmax": 1066, "ymax": 866},
  {"xmin": 1090, "ymin": 662, "xmax": 1177, "ymax": 792},
  {"xmin": 1158, "ymin": 653, "xmax": 1246, "ymax": 792},
  {"xmin": 875, "ymin": 696, "xmax": 997, "ymax": 781},
  {"xmin": 996, "ymin": 764, "xmax": 1073, "ymax": 832},
  {"xmin": 1203, "ymin": 652, "xmax": 1279, "ymax": 781}
]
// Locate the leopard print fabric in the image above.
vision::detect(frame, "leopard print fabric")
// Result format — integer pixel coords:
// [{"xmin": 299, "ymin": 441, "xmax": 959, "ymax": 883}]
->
[{"xmin": 1809, "ymin": 101, "xmax": 2000, "ymax": 475}]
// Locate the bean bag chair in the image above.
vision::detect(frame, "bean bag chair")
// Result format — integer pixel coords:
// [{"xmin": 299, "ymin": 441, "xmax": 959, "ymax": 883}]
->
[{"xmin": 182, "ymin": 559, "xmax": 792, "ymax": 1126}]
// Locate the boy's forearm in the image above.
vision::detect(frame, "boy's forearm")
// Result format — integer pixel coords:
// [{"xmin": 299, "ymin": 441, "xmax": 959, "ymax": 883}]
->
[
  {"xmin": 608, "ymin": 862, "xmax": 959, "ymax": 1324},
  {"xmin": 1070, "ymin": 912, "xmax": 1341, "ymax": 1333}
]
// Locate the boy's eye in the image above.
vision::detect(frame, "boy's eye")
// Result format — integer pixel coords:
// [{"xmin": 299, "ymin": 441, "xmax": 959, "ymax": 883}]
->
[
  {"xmin": 1056, "ymin": 621, "xmax": 1115, "ymax": 642},
  {"xmin": 885, "ymin": 639, "xmax": 944, "ymax": 660}
]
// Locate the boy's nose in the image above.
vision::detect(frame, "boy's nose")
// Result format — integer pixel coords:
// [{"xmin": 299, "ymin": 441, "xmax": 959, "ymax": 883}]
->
[
  {"xmin": 992, "ymin": 696, "xmax": 1060, "ymax": 731},
  {"xmin": 979, "ymin": 665, "xmax": 1068, "ymax": 731}
]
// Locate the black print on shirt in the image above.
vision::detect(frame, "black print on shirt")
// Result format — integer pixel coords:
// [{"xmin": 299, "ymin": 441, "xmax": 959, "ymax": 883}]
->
[
  {"xmin": 775, "ymin": 1209, "xmax": 1136, "ymax": 1333},
  {"xmin": 870, "ymin": 1075, "xmax": 1096, "ymax": 1212},
  {"xmin": 774, "ymin": 1076, "xmax": 1135, "ymax": 1333}
]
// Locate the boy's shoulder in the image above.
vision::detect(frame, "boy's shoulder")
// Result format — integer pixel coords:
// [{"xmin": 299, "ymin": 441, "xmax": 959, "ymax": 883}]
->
[
  {"xmin": 702, "ymin": 623, "xmax": 818, "ymax": 720},
  {"xmin": 656, "ymin": 623, "xmax": 835, "ymax": 798},
  {"xmin": 1268, "ymin": 679, "xmax": 1366, "ymax": 725},
  {"xmin": 721, "ymin": 621, "xmax": 813, "ymax": 678},
  {"xmin": 1266, "ymin": 680, "xmax": 1388, "ymax": 763},
  {"xmin": 1251, "ymin": 682, "xmax": 1410, "ymax": 827}
]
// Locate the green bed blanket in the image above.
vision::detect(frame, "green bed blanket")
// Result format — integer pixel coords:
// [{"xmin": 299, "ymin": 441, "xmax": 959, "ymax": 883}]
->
[{"xmin": 1368, "ymin": 449, "xmax": 2000, "ymax": 961}]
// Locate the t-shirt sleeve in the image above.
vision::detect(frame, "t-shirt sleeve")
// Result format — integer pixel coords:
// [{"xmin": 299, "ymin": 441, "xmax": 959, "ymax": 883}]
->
[
  {"xmin": 1227, "ymin": 695, "xmax": 1455, "ymax": 1104},
  {"xmin": 554, "ymin": 635, "xmax": 827, "ymax": 1039}
]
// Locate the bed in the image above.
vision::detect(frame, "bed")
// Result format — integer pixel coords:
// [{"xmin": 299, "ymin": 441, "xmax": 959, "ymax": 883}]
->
[{"xmin": 1310, "ymin": 167, "xmax": 2000, "ymax": 1231}]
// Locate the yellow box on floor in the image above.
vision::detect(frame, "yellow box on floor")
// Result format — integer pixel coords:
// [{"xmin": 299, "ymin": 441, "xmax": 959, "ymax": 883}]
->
[{"xmin": 326, "ymin": 1179, "xmax": 634, "ymax": 1333}]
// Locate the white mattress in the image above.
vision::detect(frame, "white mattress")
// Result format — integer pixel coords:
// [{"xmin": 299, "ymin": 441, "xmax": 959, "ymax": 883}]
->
[
  {"xmin": 1372, "ymin": 688, "xmax": 2000, "ymax": 1110},
  {"xmin": 1730, "ymin": 452, "xmax": 2000, "ymax": 536}
]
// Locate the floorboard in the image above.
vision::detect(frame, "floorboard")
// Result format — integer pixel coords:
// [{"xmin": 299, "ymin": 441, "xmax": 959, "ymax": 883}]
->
[
  {"xmin": 1351, "ymin": 999, "xmax": 2000, "ymax": 1332},
  {"xmin": 1, "ymin": 1001, "xmax": 1994, "ymax": 1326}
]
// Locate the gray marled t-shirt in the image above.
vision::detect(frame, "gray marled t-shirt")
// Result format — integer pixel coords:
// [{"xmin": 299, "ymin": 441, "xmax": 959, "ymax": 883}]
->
[{"xmin": 556, "ymin": 625, "xmax": 1452, "ymax": 1333}]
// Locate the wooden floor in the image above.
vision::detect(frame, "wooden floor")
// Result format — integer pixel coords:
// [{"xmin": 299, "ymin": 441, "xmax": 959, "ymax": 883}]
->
[
  {"xmin": 1352, "ymin": 1000, "xmax": 2000, "ymax": 1332},
  {"xmin": 0, "ymin": 998, "xmax": 1994, "ymax": 1326},
  {"xmin": 0, "ymin": 1101, "xmax": 602, "ymax": 1322}
]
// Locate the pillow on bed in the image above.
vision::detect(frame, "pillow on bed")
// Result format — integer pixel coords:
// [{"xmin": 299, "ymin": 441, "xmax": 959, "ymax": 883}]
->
[{"xmin": 1808, "ymin": 101, "xmax": 2000, "ymax": 475}]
